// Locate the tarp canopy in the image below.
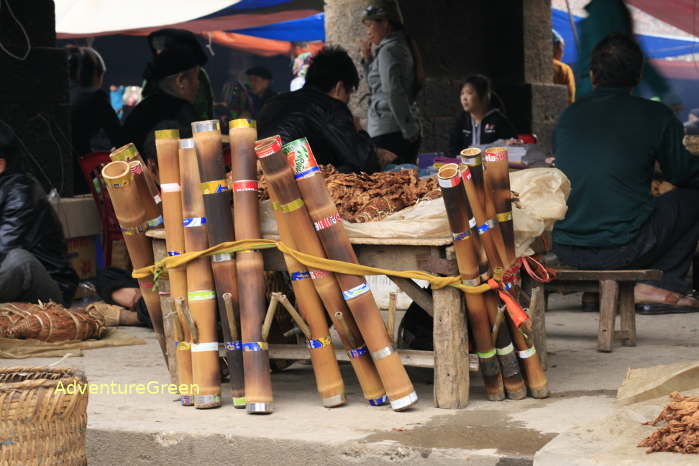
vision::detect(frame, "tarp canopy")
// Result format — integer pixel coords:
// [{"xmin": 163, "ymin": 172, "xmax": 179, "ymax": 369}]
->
[
  {"xmin": 552, "ymin": 8, "xmax": 699, "ymax": 64},
  {"xmin": 627, "ymin": 0, "xmax": 699, "ymax": 37},
  {"xmin": 233, "ymin": 12, "xmax": 324, "ymax": 41},
  {"xmin": 55, "ymin": 0, "xmax": 323, "ymax": 56},
  {"xmin": 552, "ymin": 8, "xmax": 699, "ymax": 80}
]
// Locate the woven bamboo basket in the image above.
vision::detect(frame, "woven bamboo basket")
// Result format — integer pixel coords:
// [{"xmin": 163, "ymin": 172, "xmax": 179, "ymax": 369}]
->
[{"xmin": 0, "ymin": 367, "xmax": 88, "ymax": 466}]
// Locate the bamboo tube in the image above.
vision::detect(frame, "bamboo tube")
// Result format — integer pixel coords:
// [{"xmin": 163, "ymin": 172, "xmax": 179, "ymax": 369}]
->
[
  {"xmin": 460, "ymin": 149, "xmax": 527, "ymax": 400},
  {"xmin": 283, "ymin": 137, "xmax": 416, "ymax": 411},
  {"xmin": 101, "ymin": 161, "xmax": 168, "ymax": 363},
  {"xmin": 482, "ymin": 147, "xmax": 549, "ymax": 399},
  {"xmin": 110, "ymin": 143, "xmax": 163, "ymax": 228},
  {"xmin": 192, "ymin": 120, "xmax": 246, "ymax": 409},
  {"xmin": 438, "ymin": 164, "xmax": 505, "ymax": 401},
  {"xmin": 178, "ymin": 138, "xmax": 221, "ymax": 409},
  {"xmin": 267, "ymin": 184, "xmax": 346, "ymax": 407},
  {"xmin": 483, "ymin": 147, "xmax": 516, "ymax": 269},
  {"xmin": 229, "ymin": 119, "xmax": 273, "ymax": 414},
  {"xmin": 155, "ymin": 129, "xmax": 194, "ymax": 406},
  {"xmin": 255, "ymin": 136, "xmax": 387, "ymax": 406}
]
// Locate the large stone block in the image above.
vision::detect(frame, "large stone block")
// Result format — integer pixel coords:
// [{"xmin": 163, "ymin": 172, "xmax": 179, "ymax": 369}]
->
[
  {"xmin": 0, "ymin": 0, "xmax": 56, "ymax": 48},
  {"xmin": 0, "ymin": 47, "xmax": 68, "ymax": 104}
]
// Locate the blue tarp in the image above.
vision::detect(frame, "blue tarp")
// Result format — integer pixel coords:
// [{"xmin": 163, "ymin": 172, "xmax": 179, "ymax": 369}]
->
[
  {"xmin": 231, "ymin": 12, "xmax": 324, "ymax": 41},
  {"xmin": 203, "ymin": 0, "xmax": 294, "ymax": 18},
  {"xmin": 552, "ymin": 8, "xmax": 699, "ymax": 65}
]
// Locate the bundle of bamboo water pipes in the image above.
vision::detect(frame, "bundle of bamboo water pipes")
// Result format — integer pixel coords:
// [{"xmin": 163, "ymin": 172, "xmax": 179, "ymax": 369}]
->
[
  {"xmin": 437, "ymin": 147, "xmax": 549, "ymax": 400},
  {"xmin": 102, "ymin": 122, "xmax": 547, "ymax": 411}
]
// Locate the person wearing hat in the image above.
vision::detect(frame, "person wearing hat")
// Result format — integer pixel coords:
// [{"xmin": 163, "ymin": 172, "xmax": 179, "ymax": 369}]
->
[
  {"xmin": 552, "ymin": 29, "xmax": 575, "ymax": 104},
  {"xmin": 685, "ymin": 108, "xmax": 699, "ymax": 136},
  {"xmin": 360, "ymin": 0, "xmax": 422, "ymax": 164},
  {"xmin": 245, "ymin": 66, "xmax": 277, "ymax": 118},
  {"xmin": 142, "ymin": 28, "xmax": 213, "ymax": 120},
  {"xmin": 123, "ymin": 44, "xmax": 200, "ymax": 164}
]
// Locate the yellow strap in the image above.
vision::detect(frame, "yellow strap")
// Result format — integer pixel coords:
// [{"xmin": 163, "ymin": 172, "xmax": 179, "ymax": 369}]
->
[{"xmin": 131, "ymin": 238, "xmax": 492, "ymax": 295}]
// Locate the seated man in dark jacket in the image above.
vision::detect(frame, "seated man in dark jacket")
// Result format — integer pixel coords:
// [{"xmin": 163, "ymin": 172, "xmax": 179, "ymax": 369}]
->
[
  {"xmin": 553, "ymin": 34, "xmax": 699, "ymax": 312},
  {"xmin": 258, "ymin": 46, "xmax": 391, "ymax": 173},
  {"xmin": 0, "ymin": 127, "xmax": 79, "ymax": 306},
  {"xmin": 124, "ymin": 45, "xmax": 200, "ymax": 164}
]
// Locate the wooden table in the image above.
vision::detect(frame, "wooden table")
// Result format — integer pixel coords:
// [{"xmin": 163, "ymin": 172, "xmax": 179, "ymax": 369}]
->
[{"xmin": 146, "ymin": 228, "xmax": 473, "ymax": 409}]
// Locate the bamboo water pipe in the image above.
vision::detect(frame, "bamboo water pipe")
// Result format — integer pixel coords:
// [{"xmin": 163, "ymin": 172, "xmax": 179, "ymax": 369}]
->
[
  {"xmin": 284, "ymin": 137, "xmax": 417, "ymax": 411},
  {"xmin": 255, "ymin": 135, "xmax": 387, "ymax": 406},
  {"xmin": 192, "ymin": 119, "xmax": 246, "ymax": 409},
  {"xmin": 101, "ymin": 162, "xmax": 167, "ymax": 365},
  {"xmin": 178, "ymin": 138, "xmax": 221, "ymax": 409},
  {"xmin": 155, "ymin": 129, "xmax": 194, "ymax": 406},
  {"xmin": 438, "ymin": 164, "xmax": 505, "ymax": 401},
  {"xmin": 229, "ymin": 119, "xmax": 273, "ymax": 414}
]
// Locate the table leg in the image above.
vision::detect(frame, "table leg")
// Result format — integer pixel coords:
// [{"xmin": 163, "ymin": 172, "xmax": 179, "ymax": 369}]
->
[{"xmin": 432, "ymin": 285, "xmax": 469, "ymax": 409}]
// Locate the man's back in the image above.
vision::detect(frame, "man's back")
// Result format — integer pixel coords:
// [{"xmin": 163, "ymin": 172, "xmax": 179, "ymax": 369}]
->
[
  {"xmin": 257, "ymin": 87, "xmax": 379, "ymax": 173},
  {"xmin": 123, "ymin": 92, "xmax": 197, "ymax": 162},
  {"xmin": 554, "ymin": 87, "xmax": 699, "ymax": 247}
]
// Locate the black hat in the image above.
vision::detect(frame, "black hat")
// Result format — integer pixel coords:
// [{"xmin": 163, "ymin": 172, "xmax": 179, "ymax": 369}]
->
[
  {"xmin": 143, "ymin": 44, "xmax": 200, "ymax": 81},
  {"xmin": 147, "ymin": 28, "xmax": 207, "ymax": 66},
  {"xmin": 246, "ymin": 66, "xmax": 272, "ymax": 80}
]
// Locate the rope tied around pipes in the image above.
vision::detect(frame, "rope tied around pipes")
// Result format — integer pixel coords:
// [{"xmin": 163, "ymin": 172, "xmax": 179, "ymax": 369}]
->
[{"xmin": 132, "ymin": 238, "xmax": 493, "ymax": 295}]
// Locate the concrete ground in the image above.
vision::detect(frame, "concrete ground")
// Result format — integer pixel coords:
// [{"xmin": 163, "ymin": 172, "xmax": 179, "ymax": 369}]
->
[{"xmin": 2, "ymin": 293, "xmax": 698, "ymax": 465}]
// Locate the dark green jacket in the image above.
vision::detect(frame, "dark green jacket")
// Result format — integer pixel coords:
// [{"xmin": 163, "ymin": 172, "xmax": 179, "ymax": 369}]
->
[{"xmin": 553, "ymin": 87, "xmax": 699, "ymax": 247}]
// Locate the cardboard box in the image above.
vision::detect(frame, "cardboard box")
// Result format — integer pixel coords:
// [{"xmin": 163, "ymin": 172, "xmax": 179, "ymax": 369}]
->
[
  {"xmin": 67, "ymin": 236, "xmax": 97, "ymax": 279},
  {"xmin": 49, "ymin": 195, "xmax": 101, "ymax": 239}
]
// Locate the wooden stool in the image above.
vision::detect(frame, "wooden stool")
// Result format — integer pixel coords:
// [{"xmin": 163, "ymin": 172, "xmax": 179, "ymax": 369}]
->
[{"xmin": 545, "ymin": 269, "xmax": 662, "ymax": 352}]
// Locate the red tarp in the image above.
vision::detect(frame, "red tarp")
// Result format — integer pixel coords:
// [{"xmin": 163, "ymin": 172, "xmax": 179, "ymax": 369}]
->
[
  {"xmin": 627, "ymin": 0, "xmax": 699, "ymax": 36},
  {"xmin": 652, "ymin": 59, "xmax": 699, "ymax": 80}
]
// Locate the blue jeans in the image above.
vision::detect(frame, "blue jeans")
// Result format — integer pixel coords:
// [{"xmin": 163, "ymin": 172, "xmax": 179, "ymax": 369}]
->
[{"xmin": 554, "ymin": 188, "xmax": 699, "ymax": 294}]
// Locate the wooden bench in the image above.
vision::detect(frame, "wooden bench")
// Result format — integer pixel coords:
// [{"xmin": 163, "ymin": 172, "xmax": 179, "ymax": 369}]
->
[{"xmin": 543, "ymin": 269, "xmax": 662, "ymax": 352}]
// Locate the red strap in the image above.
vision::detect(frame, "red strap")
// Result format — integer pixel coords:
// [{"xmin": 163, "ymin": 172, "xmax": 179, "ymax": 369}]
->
[
  {"xmin": 521, "ymin": 256, "xmax": 556, "ymax": 283},
  {"xmin": 487, "ymin": 279, "xmax": 530, "ymax": 328}
]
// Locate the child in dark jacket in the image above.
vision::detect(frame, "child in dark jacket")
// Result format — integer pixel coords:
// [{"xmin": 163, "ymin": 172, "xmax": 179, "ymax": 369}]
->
[{"xmin": 448, "ymin": 75, "xmax": 517, "ymax": 155}]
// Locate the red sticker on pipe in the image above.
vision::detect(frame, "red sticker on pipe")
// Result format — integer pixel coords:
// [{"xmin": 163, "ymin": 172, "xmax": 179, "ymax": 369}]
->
[{"xmin": 231, "ymin": 180, "xmax": 258, "ymax": 192}]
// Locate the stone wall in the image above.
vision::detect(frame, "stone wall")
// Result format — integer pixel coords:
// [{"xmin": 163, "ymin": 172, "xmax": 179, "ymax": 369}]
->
[
  {"xmin": 0, "ymin": 0, "xmax": 73, "ymax": 195},
  {"xmin": 324, "ymin": 0, "xmax": 569, "ymax": 156}
]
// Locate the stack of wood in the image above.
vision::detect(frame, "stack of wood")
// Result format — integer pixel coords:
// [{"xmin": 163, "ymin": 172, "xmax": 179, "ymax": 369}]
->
[
  {"xmin": 259, "ymin": 165, "xmax": 441, "ymax": 222},
  {"xmin": 0, "ymin": 302, "xmax": 108, "ymax": 342},
  {"xmin": 639, "ymin": 391, "xmax": 699, "ymax": 454}
]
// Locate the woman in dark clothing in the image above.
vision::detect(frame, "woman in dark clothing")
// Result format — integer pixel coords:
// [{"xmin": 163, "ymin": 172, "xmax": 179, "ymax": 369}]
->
[
  {"xmin": 68, "ymin": 46, "xmax": 126, "ymax": 194},
  {"xmin": 448, "ymin": 75, "xmax": 517, "ymax": 155}
]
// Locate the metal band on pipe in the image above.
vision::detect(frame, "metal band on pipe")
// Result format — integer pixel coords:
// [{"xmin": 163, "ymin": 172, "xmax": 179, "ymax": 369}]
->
[
  {"xmin": 183, "ymin": 217, "xmax": 206, "ymax": 227},
  {"xmin": 242, "ymin": 341, "xmax": 269, "ymax": 352},
  {"xmin": 342, "ymin": 282, "xmax": 371, "ymax": 301},
  {"xmin": 179, "ymin": 138, "xmax": 195, "ymax": 149},
  {"xmin": 496, "ymin": 343, "xmax": 515, "ymax": 356},
  {"xmin": 497, "ymin": 211, "xmax": 513, "ymax": 222},
  {"xmin": 453, "ymin": 231, "xmax": 470, "ymax": 241},
  {"xmin": 313, "ymin": 213, "xmax": 341, "ymax": 231},
  {"xmin": 211, "ymin": 253, "xmax": 233, "ymax": 263},
  {"xmin": 191, "ymin": 342, "xmax": 219, "ymax": 352},
  {"xmin": 201, "ymin": 179, "xmax": 229, "ymax": 195},
  {"xmin": 368, "ymin": 395, "xmax": 389, "ymax": 406},
  {"xmin": 224, "ymin": 341, "xmax": 243, "ymax": 351},
  {"xmin": 290, "ymin": 271, "xmax": 311, "ymax": 281},
  {"xmin": 306, "ymin": 336, "xmax": 332, "ymax": 350},
  {"xmin": 371, "ymin": 345, "xmax": 394, "ymax": 360},
  {"xmin": 161, "ymin": 183, "xmax": 181, "ymax": 193},
  {"xmin": 347, "ymin": 345, "xmax": 368, "ymax": 359},
  {"xmin": 390, "ymin": 391, "xmax": 418, "ymax": 411},
  {"xmin": 147, "ymin": 216, "xmax": 164, "ymax": 228},
  {"xmin": 518, "ymin": 347, "xmax": 537, "ymax": 359},
  {"xmin": 191, "ymin": 120, "xmax": 220, "ymax": 133},
  {"xmin": 187, "ymin": 290, "xmax": 216, "ymax": 301}
]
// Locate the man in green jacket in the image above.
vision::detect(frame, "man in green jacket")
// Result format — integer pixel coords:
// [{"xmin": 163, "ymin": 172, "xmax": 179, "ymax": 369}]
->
[{"xmin": 553, "ymin": 34, "xmax": 699, "ymax": 313}]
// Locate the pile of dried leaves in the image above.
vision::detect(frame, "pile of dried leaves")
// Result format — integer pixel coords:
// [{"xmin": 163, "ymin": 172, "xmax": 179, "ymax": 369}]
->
[
  {"xmin": 258, "ymin": 165, "xmax": 441, "ymax": 223},
  {"xmin": 638, "ymin": 392, "xmax": 699, "ymax": 454}
]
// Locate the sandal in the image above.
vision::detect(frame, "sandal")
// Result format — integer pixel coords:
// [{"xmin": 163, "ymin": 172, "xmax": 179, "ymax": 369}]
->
[{"xmin": 635, "ymin": 290, "xmax": 699, "ymax": 315}]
